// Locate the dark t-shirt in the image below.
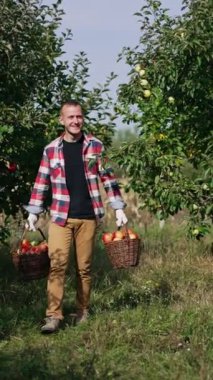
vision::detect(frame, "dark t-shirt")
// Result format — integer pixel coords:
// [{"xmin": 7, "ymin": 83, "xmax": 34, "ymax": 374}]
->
[{"xmin": 63, "ymin": 135, "xmax": 95, "ymax": 219}]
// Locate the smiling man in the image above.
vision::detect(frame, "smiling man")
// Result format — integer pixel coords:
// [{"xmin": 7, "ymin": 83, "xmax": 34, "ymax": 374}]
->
[
  {"xmin": 24, "ymin": 99, "xmax": 128, "ymax": 333},
  {"xmin": 60, "ymin": 101, "xmax": 84, "ymax": 141}
]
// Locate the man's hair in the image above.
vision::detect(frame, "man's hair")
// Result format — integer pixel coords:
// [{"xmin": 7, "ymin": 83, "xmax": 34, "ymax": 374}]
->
[{"xmin": 60, "ymin": 99, "xmax": 82, "ymax": 113}]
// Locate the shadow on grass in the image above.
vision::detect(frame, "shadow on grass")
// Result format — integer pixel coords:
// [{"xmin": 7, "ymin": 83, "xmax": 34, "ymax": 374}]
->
[
  {"xmin": 91, "ymin": 278, "xmax": 173, "ymax": 315},
  {"xmin": 91, "ymin": 242, "xmax": 141, "ymax": 289},
  {"xmin": 0, "ymin": 244, "xmax": 126, "ymax": 333},
  {"xmin": 0, "ymin": 346, "xmax": 97, "ymax": 380},
  {"xmin": 90, "ymin": 242, "xmax": 174, "ymax": 314},
  {"xmin": 0, "ymin": 241, "xmax": 146, "ymax": 339},
  {"xmin": 0, "ymin": 246, "xmax": 48, "ymax": 340}
]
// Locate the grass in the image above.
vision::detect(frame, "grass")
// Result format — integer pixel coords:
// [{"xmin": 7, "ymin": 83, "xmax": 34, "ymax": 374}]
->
[{"xmin": 0, "ymin": 220, "xmax": 213, "ymax": 380}]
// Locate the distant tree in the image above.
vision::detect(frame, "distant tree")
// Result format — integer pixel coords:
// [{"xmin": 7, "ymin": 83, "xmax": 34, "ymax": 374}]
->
[
  {"xmin": 113, "ymin": 0, "xmax": 213, "ymax": 237},
  {"xmin": 0, "ymin": 0, "xmax": 116, "ymax": 238},
  {"xmin": 113, "ymin": 128, "xmax": 138, "ymax": 148},
  {"xmin": 111, "ymin": 128, "xmax": 138, "ymax": 177}
]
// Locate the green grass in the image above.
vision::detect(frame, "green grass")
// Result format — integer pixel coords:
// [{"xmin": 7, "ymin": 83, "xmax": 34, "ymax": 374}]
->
[{"xmin": 0, "ymin": 222, "xmax": 213, "ymax": 380}]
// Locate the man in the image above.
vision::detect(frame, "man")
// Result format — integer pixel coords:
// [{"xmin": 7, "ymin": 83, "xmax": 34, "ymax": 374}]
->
[{"xmin": 25, "ymin": 100, "xmax": 128, "ymax": 333}]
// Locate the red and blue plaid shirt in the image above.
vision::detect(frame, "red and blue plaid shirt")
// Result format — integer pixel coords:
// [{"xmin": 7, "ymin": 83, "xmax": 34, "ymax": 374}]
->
[{"xmin": 27, "ymin": 133, "xmax": 125, "ymax": 226}]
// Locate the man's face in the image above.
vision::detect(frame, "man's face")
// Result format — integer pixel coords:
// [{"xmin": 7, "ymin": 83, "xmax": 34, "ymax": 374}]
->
[{"xmin": 59, "ymin": 104, "xmax": 84, "ymax": 139}]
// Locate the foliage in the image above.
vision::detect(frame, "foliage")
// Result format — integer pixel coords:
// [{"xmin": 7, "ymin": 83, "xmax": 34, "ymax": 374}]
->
[
  {"xmin": 112, "ymin": 0, "xmax": 213, "ymax": 237},
  {"xmin": 0, "ymin": 0, "xmax": 116, "ymax": 224}
]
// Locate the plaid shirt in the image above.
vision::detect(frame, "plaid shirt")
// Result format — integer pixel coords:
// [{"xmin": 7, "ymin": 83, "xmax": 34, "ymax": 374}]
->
[{"xmin": 27, "ymin": 132, "xmax": 125, "ymax": 226}]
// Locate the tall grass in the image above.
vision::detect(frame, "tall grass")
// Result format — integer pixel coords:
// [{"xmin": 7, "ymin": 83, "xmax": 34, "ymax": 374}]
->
[{"xmin": 0, "ymin": 216, "xmax": 212, "ymax": 379}]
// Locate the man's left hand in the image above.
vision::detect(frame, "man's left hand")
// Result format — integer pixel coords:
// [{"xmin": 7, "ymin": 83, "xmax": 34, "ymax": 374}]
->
[{"xmin": 115, "ymin": 209, "xmax": 128, "ymax": 227}]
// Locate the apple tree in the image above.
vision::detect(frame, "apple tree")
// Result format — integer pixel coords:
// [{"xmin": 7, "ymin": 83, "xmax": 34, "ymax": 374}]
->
[
  {"xmin": 0, "ymin": 0, "xmax": 116, "ymax": 241},
  {"xmin": 112, "ymin": 0, "xmax": 213, "ymax": 237}
]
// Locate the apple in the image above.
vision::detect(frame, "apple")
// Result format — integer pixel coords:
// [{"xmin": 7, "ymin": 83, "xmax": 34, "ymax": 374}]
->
[
  {"xmin": 158, "ymin": 133, "xmax": 167, "ymax": 141},
  {"xmin": 143, "ymin": 90, "xmax": 151, "ymax": 98},
  {"xmin": 139, "ymin": 69, "xmax": 146, "ymax": 77},
  {"xmin": 123, "ymin": 228, "xmax": 133, "ymax": 237},
  {"xmin": 38, "ymin": 242, "xmax": 48, "ymax": 252},
  {"xmin": 168, "ymin": 96, "xmax": 175, "ymax": 104},
  {"xmin": 34, "ymin": 247, "xmax": 41, "ymax": 254},
  {"xmin": 21, "ymin": 239, "xmax": 31, "ymax": 250},
  {"xmin": 113, "ymin": 237, "xmax": 123, "ymax": 241},
  {"xmin": 129, "ymin": 233, "xmax": 138, "ymax": 239},
  {"xmin": 124, "ymin": 228, "xmax": 138, "ymax": 237},
  {"xmin": 22, "ymin": 239, "xmax": 29, "ymax": 245},
  {"xmin": 135, "ymin": 64, "xmax": 141, "ymax": 72},
  {"xmin": 20, "ymin": 247, "xmax": 28, "ymax": 254},
  {"xmin": 6, "ymin": 161, "xmax": 17, "ymax": 172},
  {"xmin": 30, "ymin": 246, "xmax": 38, "ymax": 254},
  {"xmin": 31, "ymin": 240, "xmax": 39, "ymax": 246},
  {"xmin": 113, "ymin": 230, "xmax": 124, "ymax": 240},
  {"xmin": 192, "ymin": 229, "xmax": 199, "ymax": 236},
  {"xmin": 140, "ymin": 79, "xmax": 149, "ymax": 87},
  {"xmin": 102, "ymin": 232, "xmax": 114, "ymax": 244}
]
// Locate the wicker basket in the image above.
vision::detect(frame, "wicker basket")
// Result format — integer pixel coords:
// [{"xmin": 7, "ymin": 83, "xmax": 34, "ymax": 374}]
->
[
  {"xmin": 104, "ymin": 227, "xmax": 141, "ymax": 269},
  {"xmin": 12, "ymin": 228, "xmax": 50, "ymax": 281}
]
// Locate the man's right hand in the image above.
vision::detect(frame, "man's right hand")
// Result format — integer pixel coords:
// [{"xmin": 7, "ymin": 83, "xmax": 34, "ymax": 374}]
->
[{"xmin": 25, "ymin": 213, "xmax": 38, "ymax": 231}]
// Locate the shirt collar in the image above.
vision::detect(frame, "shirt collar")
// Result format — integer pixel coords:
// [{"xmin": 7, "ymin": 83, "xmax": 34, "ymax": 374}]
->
[{"xmin": 58, "ymin": 131, "xmax": 94, "ymax": 147}]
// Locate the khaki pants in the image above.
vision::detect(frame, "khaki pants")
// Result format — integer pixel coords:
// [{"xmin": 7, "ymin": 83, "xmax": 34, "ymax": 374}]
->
[{"xmin": 46, "ymin": 218, "xmax": 97, "ymax": 319}]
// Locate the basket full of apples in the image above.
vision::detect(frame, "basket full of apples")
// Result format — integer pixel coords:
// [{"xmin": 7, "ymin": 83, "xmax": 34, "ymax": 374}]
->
[
  {"xmin": 12, "ymin": 228, "xmax": 50, "ymax": 281},
  {"xmin": 102, "ymin": 226, "xmax": 141, "ymax": 269}
]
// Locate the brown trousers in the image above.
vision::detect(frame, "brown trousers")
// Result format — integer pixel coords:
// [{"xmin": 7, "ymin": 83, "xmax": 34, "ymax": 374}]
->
[{"xmin": 46, "ymin": 218, "xmax": 97, "ymax": 319}]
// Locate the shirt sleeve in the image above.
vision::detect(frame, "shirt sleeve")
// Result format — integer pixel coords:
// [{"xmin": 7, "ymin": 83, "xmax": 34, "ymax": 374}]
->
[
  {"xmin": 97, "ymin": 145, "xmax": 126, "ymax": 210},
  {"xmin": 26, "ymin": 148, "xmax": 51, "ymax": 212}
]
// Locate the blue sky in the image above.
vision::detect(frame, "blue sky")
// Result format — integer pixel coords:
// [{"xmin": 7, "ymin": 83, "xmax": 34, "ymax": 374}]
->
[{"xmin": 45, "ymin": 0, "xmax": 183, "ymax": 94}]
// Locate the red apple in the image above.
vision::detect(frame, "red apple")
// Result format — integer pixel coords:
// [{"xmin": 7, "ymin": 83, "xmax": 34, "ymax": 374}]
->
[
  {"xmin": 20, "ymin": 247, "xmax": 28, "ymax": 254},
  {"xmin": 124, "ymin": 228, "xmax": 133, "ymax": 236},
  {"xmin": 38, "ymin": 242, "xmax": 48, "ymax": 252},
  {"xmin": 129, "ymin": 233, "xmax": 138, "ymax": 239},
  {"xmin": 113, "ymin": 230, "xmax": 124, "ymax": 240},
  {"xmin": 34, "ymin": 247, "xmax": 41, "ymax": 254},
  {"xmin": 30, "ymin": 246, "xmax": 38, "ymax": 254},
  {"xmin": 21, "ymin": 239, "xmax": 31, "ymax": 250},
  {"xmin": 6, "ymin": 162, "xmax": 17, "ymax": 172},
  {"xmin": 102, "ymin": 232, "xmax": 114, "ymax": 244},
  {"xmin": 113, "ymin": 237, "xmax": 123, "ymax": 241}
]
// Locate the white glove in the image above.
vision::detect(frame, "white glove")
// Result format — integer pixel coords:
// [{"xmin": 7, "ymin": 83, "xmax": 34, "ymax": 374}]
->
[
  {"xmin": 115, "ymin": 209, "xmax": 128, "ymax": 227},
  {"xmin": 25, "ymin": 213, "xmax": 38, "ymax": 231}
]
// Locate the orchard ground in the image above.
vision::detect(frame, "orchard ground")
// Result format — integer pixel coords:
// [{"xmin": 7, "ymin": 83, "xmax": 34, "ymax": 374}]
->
[{"xmin": 0, "ymin": 195, "xmax": 213, "ymax": 380}]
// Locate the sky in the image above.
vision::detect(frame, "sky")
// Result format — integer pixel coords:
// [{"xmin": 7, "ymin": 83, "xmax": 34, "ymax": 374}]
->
[{"xmin": 45, "ymin": 0, "xmax": 183, "ymax": 95}]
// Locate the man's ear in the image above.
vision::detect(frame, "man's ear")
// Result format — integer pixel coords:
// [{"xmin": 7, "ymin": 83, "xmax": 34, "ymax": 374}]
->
[{"xmin": 59, "ymin": 115, "xmax": 64, "ymax": 125}]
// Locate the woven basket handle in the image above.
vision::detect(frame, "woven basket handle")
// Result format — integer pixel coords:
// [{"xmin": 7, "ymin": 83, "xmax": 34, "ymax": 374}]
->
[
  {"xmin": 37, "ymin": 228, "xmax": 46, "ymax": 241},
  {"xmin": 19, "ymin": 227, "xmax": 46, "ymax": 248}
]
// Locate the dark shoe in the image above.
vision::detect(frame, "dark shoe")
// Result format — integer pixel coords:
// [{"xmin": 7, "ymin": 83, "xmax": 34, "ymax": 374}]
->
[
  {"xmin": 76, "ymin": 310, "xmax": 89, "ymax": 324},
  {"xmin": 41, "ymin": 317, "xmax": 60, "ymax": 333}
]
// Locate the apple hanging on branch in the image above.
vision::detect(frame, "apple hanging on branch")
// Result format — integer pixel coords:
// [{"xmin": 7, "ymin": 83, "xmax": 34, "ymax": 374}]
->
[
  {"xmin": 143, "ymin": 89, "xmax": 151, "ymax": 98},
  {"xmin": 6, "ymin": 161, "xmax": 17, "ymax": 173}
]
